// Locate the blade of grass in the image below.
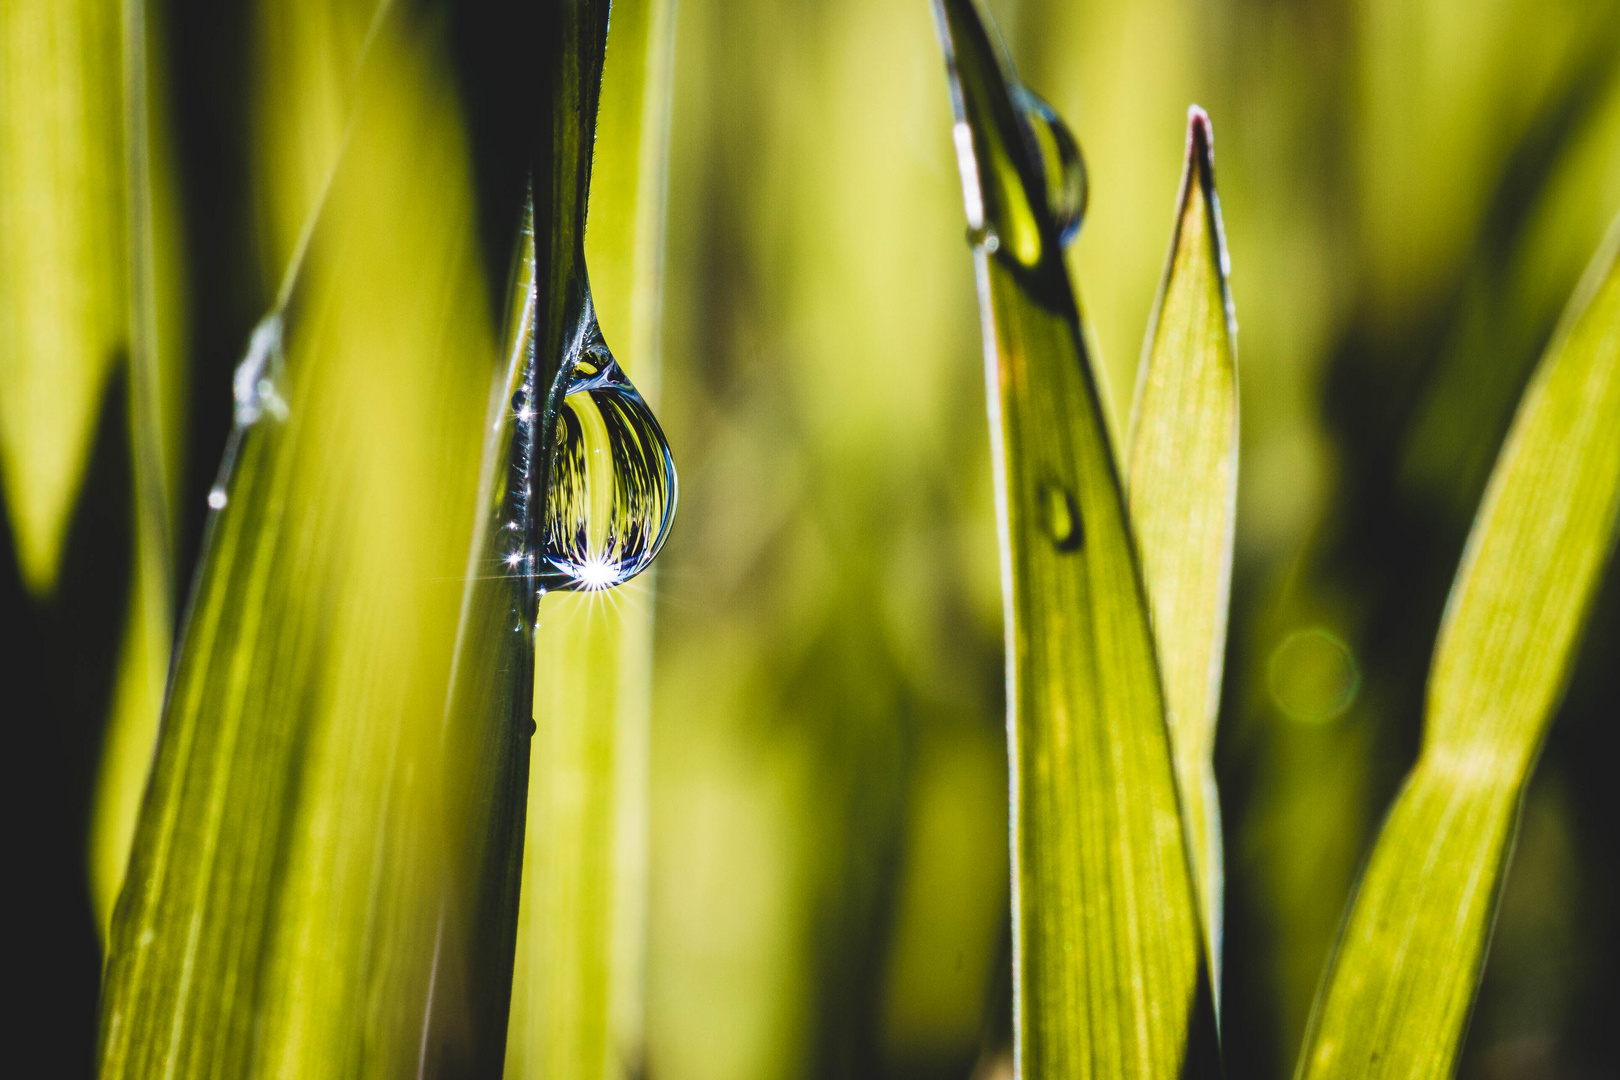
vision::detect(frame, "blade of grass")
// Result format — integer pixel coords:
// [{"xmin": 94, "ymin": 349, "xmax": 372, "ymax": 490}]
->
[
  {"xmin": 89, "ymin": 0, "xmax": 190, "ymax": 944},
  {"xmin": 253, "ymin": 0, "xmax": 384, "ymax": 277},
  {"xmin": 1127, "ymin": 107, "xmax": 1238, "ymax": 988},
  {"xmin": 0, "ymin": 0, "xmax": 128, "ymax": 593},
  {"xmin": 1297, "ymin": 214, "xmax": 1620, "ymax": 1080},
  {"xmin": 930, "ymin": 1, "xmax": 1218, "ymax": 1075},
  {"xmin": 503, "ymin": 0, "xmax": 675, "ymax": 1076},
  {"xmin": 97, "ymin": 7, "xmax": 511, "ymax": 1074},
  {"xmin": 435, "ymin": 0, "xmax": 628, "ymax": 1072}
]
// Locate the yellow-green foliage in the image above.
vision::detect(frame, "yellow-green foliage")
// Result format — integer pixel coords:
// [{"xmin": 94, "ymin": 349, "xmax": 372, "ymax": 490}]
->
[
  {"xmin": 1127, "ymin": 110, "xmax": 1238, "ymax": 976},
  {"xmin": 934, "ymin": 1, "xmax": 1210, "ymax": 1074},
  {"xmin": 1299, "ymin": 218, "xmax": 1620, "ymax": 1080},
  {"xmin": 98, "ymin": 12, "xmax": 496, "ymax": 1074},
  {"xmin": 504, "ymin": 0, "xmax": 675, "ymax": 1076},
  {"xmin": 89, "ymin": 0, "xmax": 190, "ymax": 944},
  {"xmin": 0, "ymin": 0, "xmax": 127, "ymax": 592}
]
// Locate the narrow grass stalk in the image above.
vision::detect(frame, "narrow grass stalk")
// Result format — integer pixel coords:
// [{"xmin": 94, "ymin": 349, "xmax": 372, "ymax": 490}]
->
[
  {"xmin": 503, "ymin": 0, "xmax": 676, "ymax": 1076},
  {"xmin": 89, "ymin": 0, "xmax": 190, "ymax": 944},
  {"xmin": 1127, "ymin": 107, "xmax": 1238, "ymax": 987},
  {"xmin": 931, "ymin": 1, "xmax": 1218, "ymax": 1075},
  {"xmin": 1298, "ymin": 215, "xmax": 1620, "ymax": 1080}
]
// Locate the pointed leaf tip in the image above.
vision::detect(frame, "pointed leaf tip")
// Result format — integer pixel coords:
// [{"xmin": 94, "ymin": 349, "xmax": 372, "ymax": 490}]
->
[
  {"xmin": 1127, "ymin": 102, "xmax": 1240, "ymax": 993},
  {"xmin": 1186, "ymin": 105, "xmax": 1213, "ymax": 164},
  {"xmin": 1177, "ymin": 106, "xmax": 1235, "ymax": 340}
]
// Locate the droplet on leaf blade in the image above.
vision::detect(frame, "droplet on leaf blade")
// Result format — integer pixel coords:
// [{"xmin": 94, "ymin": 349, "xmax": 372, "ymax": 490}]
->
[
  {"xmin": 535, "ymin": 329, "xmax": 675, "ymax": 592},
  {"xmin": 1040, "ymin": 480, "xmax": 1083, "ymax": 552},
  {"xmin": 1016, "ymin": 87, "xmax": 1087, "ymax": 246}
]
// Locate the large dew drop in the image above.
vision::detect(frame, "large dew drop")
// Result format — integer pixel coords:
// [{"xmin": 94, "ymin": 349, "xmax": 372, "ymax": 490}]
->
[
  {"xmin": 534, "ymin": 328, "xmax": 675, "ymax": 592},
  {"xmin": 1016, "ymin": 87, "xmax": 1087, "ymax": 246}
]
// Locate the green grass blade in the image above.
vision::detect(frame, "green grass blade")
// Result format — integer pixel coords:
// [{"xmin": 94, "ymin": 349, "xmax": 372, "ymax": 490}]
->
[
  {"xmin": 1126, "ymin": 107, "xmax": 1238, "ymax": 984},
  {"xmin": 931, "ymin": 2, "xmax": 1215, "ymax": 1075},
  {"xmin": 1297, "ymin": 215, "xmax": 1620, "ymax": 1080},
  {"xmin": 89, "ymin": 0, "xmax": 190, "ymax": 944},
  {"xmin": 96, "ymin": 9, "xmax": 505, "ymax": 1075},
  {"xmin": 0, "ymin": 0, "xmax": 128, "ymax": 593},
  {"xmin": 504, "ymin": 0, "xmax": 675, "ymax": 1076},
  {"xmin": 252, "ymin": 0, "xmax": 384, "ymax": 279}
]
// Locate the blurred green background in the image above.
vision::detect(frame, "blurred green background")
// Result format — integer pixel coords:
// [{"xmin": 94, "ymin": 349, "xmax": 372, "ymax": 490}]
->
[{"xmin": 6, "ymin": 0, "xmax": 1618, "ymax": 1077}]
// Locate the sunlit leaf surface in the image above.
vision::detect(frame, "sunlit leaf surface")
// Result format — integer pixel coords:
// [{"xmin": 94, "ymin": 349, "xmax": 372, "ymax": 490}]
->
[
  {"xmin": 1299, "ymin": 216, "xmax": 1620, "ymax": 1080},
  {"xmin": 931, "ymin": 1, "xmax": 1216, "ymax": 1075},
  {"xmin": 97, "ymin": 10, "xmax": 504, "ymax": 1075},
  {"xmin": 0, "ymin": 0, "xmax": 127, "ymax": 593},
  {"xmin": 1126, "ymin": 107, "xmax": 1237, "ymax": 980}
]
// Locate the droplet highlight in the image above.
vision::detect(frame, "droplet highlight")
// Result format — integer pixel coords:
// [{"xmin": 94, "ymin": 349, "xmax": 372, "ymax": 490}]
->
[
  {"xmin": 232, "ymin": 313, "xmax": 289, "ymax": 425},
  {"xmin": 1016, "ymin": 87, "xmax": 1088, "ymax": 246},
  {"xmin": 537, "ymin": 330, "xmax": 676, "ymax": 591}
]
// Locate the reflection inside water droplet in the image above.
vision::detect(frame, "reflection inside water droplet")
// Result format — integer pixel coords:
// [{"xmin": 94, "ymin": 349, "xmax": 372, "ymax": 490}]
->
[
  {"xmin": 1016, "ymin": 87, "xmax": 1088, "ymax": 246},
  {"xmin": 1040, "ymin": 481, "xmax": 1083, "ymax": 552},
  {"xmin": 534, "ymin": 329, "xmax": 676, "ymax": 592}
]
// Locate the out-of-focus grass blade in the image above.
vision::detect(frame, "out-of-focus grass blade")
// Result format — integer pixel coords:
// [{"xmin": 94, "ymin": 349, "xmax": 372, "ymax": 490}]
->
[
  {"xmin": 1297, "ymin": 215, "xmax": 1620, "ymax": 1080},
  {"xmin": 504, "ymin": 0, "xmax": 675, "ymax": 1076},
  {"xmin": 930, "ymin": 1, "xmax": 1216, "ymax": 1076},
  {"xmin": 89, "ymin": 0, "xmax": 190, "ymax": 944},
  {"xmin": 97, "ymin": 7, "xmax": 504, "ymax": 1075},
  {"xmin": 0, "ymin": 0, "xmax": 127, "ymax": 593},
  {"xmin": 252, "ymin": 0, "xmax": 383, "ymax": 280},
  {"xmin": 1127, "ymin": 107, "xmax": 1237, "ymax": 983}
]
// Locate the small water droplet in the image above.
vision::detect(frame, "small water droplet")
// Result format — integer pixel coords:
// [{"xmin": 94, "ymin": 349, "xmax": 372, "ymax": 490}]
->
[
  {"xmin": 966, "ymin": 225, "xmax": 1003, "ymax": 254},
  {"xmin": 233, "ymin": 313, "xmax": 290, "ymax": 425},
  {"xmin": 207, "ymin": 487, "xmax": 228, "ymax": 510},
  {"xmin": 1016, "ymin": 87, "xmax": 1088, "ymax": 246},
  {"xmin": 511, "ymin": 388, "xmax": 528, "ymax": 411},
  {"xmin": 539, "ymin": 331, "xmax": 676, "ymax": 591},
  {"xmin": 1040, "ymin": 481, "xmax": 1083, "ymax": 552}
]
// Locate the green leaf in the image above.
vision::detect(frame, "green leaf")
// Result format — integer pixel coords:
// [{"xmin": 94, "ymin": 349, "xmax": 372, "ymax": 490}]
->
[
  {"xmin": 1297, "ymin": 215, "xmax": 1620, "ymax": 1080},
  {"xmin": 97, "ymin": 8, "xmax": 509, "ymax": 1074},
  {"xmin": 931, "ymin": 1, "xmax": 1217, "ymax": 1075},
  {"xmin": 0, "ymin": 0, "xmax": 127, "ymax": 592},
  {"xmin": 90, "ymin": 0, "xmax": 190, "ymax": 944},
  {"xmin": 1126, "ymin": 107, "xmax": 1237, "ymax": 984},
  {"xmin": 503, "ymin": 0, "xmax": 675, "ymax": 1076}
]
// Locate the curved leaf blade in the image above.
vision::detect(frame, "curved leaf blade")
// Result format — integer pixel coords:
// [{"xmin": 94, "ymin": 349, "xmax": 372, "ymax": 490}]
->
[{"xmin": 1298, "ymin": 215, "xmax": 1620, "ymax": 1080}]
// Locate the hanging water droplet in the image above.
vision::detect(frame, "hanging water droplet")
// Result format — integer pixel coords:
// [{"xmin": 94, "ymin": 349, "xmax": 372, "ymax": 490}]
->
[
  {"xmin": 1040, "ymin": 480, "xmax": 1083, "ymax": 552},
  {"xmin": 537, "ymin": 330, "xmax": 676, "ymax": 591},
  {"xmin": 1016, "ymin": 87, "xmax": 1088, "ymax": 246},
  {"xmin": 965, "ymin": 224, "xmax": 1002, "ymax": 254}
]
